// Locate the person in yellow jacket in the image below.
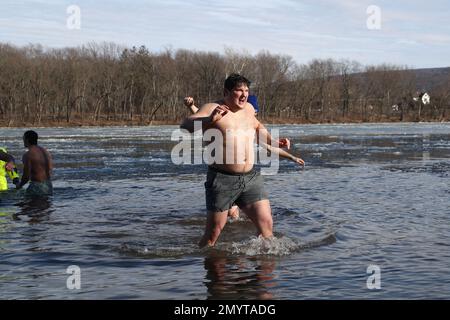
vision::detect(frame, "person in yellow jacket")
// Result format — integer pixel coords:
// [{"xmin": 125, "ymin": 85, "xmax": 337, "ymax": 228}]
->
[{"xmin": 0, "ymin": 147, "xmax": 20, "ymax": 191}]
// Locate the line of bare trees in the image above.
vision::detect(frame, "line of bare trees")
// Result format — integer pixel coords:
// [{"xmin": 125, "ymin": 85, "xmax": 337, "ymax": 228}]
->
[{"xmin": 0, "ymin": 42, "xmax": 449, "ymax": 126}]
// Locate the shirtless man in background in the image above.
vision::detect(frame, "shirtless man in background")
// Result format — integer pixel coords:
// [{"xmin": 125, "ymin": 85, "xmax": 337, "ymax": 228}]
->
[{"xmin": 16, "ymin": 130, "xmax": 53, "ymax": 197}]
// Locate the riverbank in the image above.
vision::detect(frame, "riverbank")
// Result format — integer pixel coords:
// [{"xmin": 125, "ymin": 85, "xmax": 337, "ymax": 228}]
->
[{"xmin": 1, "ymin": 116, "xmax": 448, "ymax": 128}]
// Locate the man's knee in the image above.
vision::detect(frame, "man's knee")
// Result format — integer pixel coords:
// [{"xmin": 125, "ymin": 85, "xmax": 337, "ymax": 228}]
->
[{"xmin": 260, "ymin": 216, "xmax": 273, "ymax": 232}]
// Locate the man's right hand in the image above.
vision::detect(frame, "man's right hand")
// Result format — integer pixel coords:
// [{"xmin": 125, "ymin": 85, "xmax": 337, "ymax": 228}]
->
[{"xmin": 209, "ymin": 105, "xmax": 229, "ymax": 124}]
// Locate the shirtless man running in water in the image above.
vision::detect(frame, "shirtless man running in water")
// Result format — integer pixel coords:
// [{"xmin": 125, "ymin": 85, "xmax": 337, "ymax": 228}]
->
[
  {"xmin": 181, "ymin": 74, "xmax": 304, "ymax": 248},
  {"xmin": 16, "ymin": 130, "xmax": 53, "ymax": 197}
]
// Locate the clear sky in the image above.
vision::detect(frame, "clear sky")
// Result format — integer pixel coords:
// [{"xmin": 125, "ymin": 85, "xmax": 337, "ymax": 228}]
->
[{"xmin": 1, "ymin": 0, "xmax": 449, "ymax": 68}]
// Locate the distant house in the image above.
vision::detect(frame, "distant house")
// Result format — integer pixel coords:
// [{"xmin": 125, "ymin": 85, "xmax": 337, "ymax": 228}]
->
[
  {"xmin": 392, "ymin": 91, "xmax": 431, "ymax": 121},
  {"xmin": 413, "ymin": 92, "xmax": 431, "ymax": 105}
]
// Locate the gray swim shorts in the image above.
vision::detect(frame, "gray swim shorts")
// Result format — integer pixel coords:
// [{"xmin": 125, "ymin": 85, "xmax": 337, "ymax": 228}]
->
[
  {"xmin": 26, "ymin": 180, "xmax": 53, "ymax": 197},
  {"xmin": 205, "ymin": 166, "xmax": 268, "ymax": 213}
]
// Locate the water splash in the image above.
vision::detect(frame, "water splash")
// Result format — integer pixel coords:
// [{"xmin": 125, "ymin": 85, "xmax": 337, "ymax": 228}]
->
[
  {"xmin": 228, "ymin": 236, "xmax": 300, "ymax": 256},
  {"xmin": 218, "ymin": 233, "xmax": 338, "ymax": 256}
]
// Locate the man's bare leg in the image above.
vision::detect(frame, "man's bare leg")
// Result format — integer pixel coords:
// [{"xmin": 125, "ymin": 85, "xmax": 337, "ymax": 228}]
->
[
  {"xmin": 240, "ymin": 199, "xmax": 273, "ymax": 238},
  {"xmin": 199, "ymin": 210, "xmax": 229, "ymax": 248}
]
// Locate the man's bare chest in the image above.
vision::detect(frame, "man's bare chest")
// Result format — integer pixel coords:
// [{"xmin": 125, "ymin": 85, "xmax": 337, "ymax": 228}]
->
[{"xmin": 215, "ymin": 113, "xmax": 254, "ymax": 133}]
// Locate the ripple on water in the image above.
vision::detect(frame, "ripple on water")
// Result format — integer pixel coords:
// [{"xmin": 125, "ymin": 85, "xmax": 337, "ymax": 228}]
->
[
  {"xmin": 116, "ymin": 243, "xmax": 199, "ymax": 258},
  {"xmin": 382, "ymin": 161, "xmax": 450, "ymax": 177}
]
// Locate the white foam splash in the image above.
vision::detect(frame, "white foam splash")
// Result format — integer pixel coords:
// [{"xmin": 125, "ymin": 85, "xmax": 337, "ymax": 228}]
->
[{"xmin": 229, "ymin": 236, "xmax": 299, "ymax": 256}]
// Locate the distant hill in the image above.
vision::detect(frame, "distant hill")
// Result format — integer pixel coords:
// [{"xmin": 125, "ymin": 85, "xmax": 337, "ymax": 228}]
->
[
  {"xmin": 413, "ymin": 67, "xmax": 450, "ymax": 92},
  {"xmin": 334, "ymin": 66, "xmax": 449, "ymax": 93}
]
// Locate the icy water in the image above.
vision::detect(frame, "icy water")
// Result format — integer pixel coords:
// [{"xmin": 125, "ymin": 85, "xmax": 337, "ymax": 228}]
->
[{"xmin": 0, "ymin": 123, "xmax": 449, "ymax": 299}]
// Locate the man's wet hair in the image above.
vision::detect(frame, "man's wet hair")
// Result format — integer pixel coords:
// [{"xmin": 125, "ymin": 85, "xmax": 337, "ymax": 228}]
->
[
  {"xmin": 24, "ymin": 130, "xmax": 38, "ymax": 145},
  {"xmin": 224, "ymin": 74, "xmax": 251, "ymax": 91}
]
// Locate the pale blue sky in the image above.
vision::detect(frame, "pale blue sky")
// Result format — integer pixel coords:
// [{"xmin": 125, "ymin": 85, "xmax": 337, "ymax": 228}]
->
[{"xmin": 1, "ymin": 0, "xmax": 449, "ymax": 68}]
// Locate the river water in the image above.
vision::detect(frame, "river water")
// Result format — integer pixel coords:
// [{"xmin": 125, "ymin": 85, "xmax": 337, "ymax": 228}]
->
[{"xmin": 0, "ymin": 123, "xmax": 449, "ymax": 299}]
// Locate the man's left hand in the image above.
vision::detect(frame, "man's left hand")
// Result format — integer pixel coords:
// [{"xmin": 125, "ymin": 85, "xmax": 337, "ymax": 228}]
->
[{"xmin": 293, "ymin": 157, "xmax": 305, "ymax": 167}]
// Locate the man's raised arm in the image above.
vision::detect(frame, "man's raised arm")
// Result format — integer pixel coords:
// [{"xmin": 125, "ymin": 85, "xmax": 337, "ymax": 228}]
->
[{"xmin": 180, "ymin": 103, "xmax": 228, "ymax": 133}]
